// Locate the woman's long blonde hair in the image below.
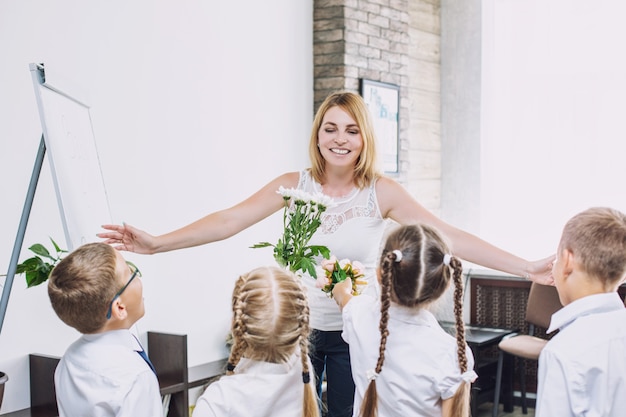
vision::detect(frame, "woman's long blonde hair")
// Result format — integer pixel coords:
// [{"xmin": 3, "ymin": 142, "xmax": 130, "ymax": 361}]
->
[{"xmin": 308, "ymin": 91, "xmax": 381, "ymax": 188}]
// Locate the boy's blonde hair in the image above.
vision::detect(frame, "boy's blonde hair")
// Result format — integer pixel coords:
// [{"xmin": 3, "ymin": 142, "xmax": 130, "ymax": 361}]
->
[
  {"xmin": 48, "ymin": 242, "xmax": 119, "ymax": 334},
  {"xmin": 560, "ymin": 207, "xmax": 626, "ymax": 285},
  {"xmin": 227, "ymin": 266, "xmax": 320, "ymax": 417},
  {"xmin": 308, "ymin": 91, "xmax": 381, "ymax": 188}
]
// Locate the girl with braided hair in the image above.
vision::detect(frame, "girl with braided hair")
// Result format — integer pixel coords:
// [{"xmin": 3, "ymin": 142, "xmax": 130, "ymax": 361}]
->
[
  {"xmin": 332, "ymin": 224, "xmax": 476, "ymax": 417},
  {"xmin": 193, "ymin": 266, "xmax": 319, "ymax": 417}
]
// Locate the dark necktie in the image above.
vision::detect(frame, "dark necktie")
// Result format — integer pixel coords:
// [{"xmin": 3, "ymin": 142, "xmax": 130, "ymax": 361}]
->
[{"xmin": 134, "ymin": 336, "xmax": 158, "ymax": 376}]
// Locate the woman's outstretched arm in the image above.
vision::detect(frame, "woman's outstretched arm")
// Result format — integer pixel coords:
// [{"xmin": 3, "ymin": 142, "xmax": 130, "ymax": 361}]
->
[
  {"xmin": 98, "ymin": 172, "xmax": 300, "ymax": 254},
  {"xmin": 376, "ymin": 176, "xmax": 555, "ymax": 284}
]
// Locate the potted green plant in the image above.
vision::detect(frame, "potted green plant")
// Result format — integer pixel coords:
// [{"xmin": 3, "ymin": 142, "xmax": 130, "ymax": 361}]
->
[
  {"xmin": 9, "ymin": 238, "xmax": 67, "ymax": 288},
  {"xmin": 0, "ymin": 237, "xmax": 66, "ymax": 409},
  {"xmin": 0, "ymin": 371, "xmax": 7, "ymax": 409}
]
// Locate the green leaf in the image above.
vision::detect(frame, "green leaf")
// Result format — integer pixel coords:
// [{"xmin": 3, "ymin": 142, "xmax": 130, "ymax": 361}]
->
[
  {"xmin": 250, "ymin": 242, "xmax": 274, "ymax": 249},
  {"xmin": 21, "ymin": 257, "xmax": 53, "ymax": 287},
  {"xmin": 333, "ymin": 261, "xmax": 348, "ymax": 283},
  {"xmin": 15, "ymin": 262, "xmax": 29, "ymax": 275},
  {"xmin": 25, "ymin": 268, "xmax": 51, "ymax": 288},
  {"xmin": 50, "ymin": 237, "xmax": 67, "ymax": 255},
  {"xmin": 307, "ymin": 245, "xmax": 330, "ymax": 259},
  {"xmin": 299, "ymin": 258, "xmax": 317, "ymax": 278},
  {"xmin": 17, "ymin": 257, "xmax": 43, "ymax": 273},
  {"xmin": 28, "ymin": 244, "xmax": 53, "ymax": 260},
  {"xmin": 25, "ymin": 270, "xmax": 39, "ymax": 288}
]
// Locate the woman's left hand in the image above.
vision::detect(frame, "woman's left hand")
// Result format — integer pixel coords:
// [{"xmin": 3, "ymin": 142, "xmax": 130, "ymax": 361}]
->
[{"xmin": 526, "ymin": 255, "xmax": 556, "ymax": 285}]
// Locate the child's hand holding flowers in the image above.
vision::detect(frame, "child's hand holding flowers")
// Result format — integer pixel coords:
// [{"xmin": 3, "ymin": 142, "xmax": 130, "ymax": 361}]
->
[
  {"xmin": 316, "ymin": 255, "xmax": 366, "ymax": 298},
  {"xmin": 331, "ymin": 278, "xmax": 354, "ymax": 302}
]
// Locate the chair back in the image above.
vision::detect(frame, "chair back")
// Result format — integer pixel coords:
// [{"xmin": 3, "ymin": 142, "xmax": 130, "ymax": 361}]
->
[{"xmin": 524, "ymin": 283, "xmax": 563, "ymax": 330}]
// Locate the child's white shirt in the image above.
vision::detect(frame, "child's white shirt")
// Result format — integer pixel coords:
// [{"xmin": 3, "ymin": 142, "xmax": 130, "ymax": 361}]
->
[
  {"xmin": 536, "ymin": 292, "xmax": 626, "ymax": 417},
  {"xmin": 193, "ymin": 349, "xmax": 315, "ymax": 417},
  {"xmin": 342, "ymin": 294, "xmax": 476, "ymax": 417},
  {"xmin": 55, "ymin": 329, "xmax": 162, "ymax": 417}
]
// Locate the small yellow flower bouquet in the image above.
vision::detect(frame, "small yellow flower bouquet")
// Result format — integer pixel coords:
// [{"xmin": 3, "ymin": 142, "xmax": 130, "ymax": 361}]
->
[{"xmin": 316, "ymin": 256, "xmax": 367, "ymax": 298}]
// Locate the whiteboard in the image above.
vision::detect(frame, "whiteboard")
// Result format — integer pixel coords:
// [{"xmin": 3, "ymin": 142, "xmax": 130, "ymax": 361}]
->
[{"xmin": 30, "ymin": 63, "xmax": 112, "ymax": 251}]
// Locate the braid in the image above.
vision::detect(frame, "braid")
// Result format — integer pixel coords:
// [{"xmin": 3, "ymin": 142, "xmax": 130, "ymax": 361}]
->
[
  {"xmin": 299, "ymin": 294, "xmax": 311, "ymax": 378},
  {"xmin": 449, "ymin": 255, "xmax": 471, "ymax": 416},
  {"xmin": 450, "ymin": 257, "xmax": 468, "ymax": 373},
  {"xmin": 227, "ymin": 276, "xmax": 248, "ymax": 374},
  {"xmin": 359, "ymin": 252, "xmax": 394, "ymax": 417},
  {"xmin": 298, "ymin": 291, "xmax": 320, "ymax": 417},
  {"xmin": 376, "ymin": 254, "xmax": 394, "ymax": 374}
]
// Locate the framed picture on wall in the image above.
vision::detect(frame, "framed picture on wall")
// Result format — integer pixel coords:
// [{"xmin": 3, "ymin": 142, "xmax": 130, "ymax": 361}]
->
[{"xmin": 359, "ymin": 79, "xmax": 400, "ymax": 173}]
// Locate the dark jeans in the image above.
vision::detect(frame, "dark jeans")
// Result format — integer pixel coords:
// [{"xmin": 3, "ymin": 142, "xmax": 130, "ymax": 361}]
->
[{"xmin": 310, "ymin": 329, "xmax": 354, "ymax": 417}]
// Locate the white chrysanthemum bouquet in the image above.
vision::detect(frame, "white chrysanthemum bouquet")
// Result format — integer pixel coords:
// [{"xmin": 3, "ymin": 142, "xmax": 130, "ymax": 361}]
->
[{"xmin": 251, "ymin": 186, "xmax": 333, "ymax": 277}]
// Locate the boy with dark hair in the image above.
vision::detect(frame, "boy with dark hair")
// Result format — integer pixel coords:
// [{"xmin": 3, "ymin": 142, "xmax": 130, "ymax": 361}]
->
[
  {"xmin": 48, "ymin": 242, "xmax": 162, "ymax": 417},
  {"xmin": 536, "ymin": 207, "xmax": 626, "ymax": 416}
]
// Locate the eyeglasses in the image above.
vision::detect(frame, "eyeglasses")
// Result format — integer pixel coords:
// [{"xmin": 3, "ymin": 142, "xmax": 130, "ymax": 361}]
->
[{"xmin": 106, "ymin": 264, "xmax": 142, "ymax": 319}]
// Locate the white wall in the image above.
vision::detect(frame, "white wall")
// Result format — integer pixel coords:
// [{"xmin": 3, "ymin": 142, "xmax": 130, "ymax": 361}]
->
[
  {"xmin": 481, "ymin": 0, "xmax": 626, "ymax": 260},
  {"xmin": 442, "ymin": 0, "xmax": 626, "ymax": 273},
  {"xmin": 0, "ymin": 0, "xmax": 312, "ymax": 412}
]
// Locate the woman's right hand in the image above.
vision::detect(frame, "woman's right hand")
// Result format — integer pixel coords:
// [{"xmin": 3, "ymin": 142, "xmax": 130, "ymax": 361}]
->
[{"xmin": 98, "ymin": 223, "xmax": 156, "ymax": 254}]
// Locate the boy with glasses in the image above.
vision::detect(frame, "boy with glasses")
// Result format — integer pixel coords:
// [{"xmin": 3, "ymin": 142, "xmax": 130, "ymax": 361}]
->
[{"xmin": 48, "ymin": 242, "xmax": 162, "ymax": 417}]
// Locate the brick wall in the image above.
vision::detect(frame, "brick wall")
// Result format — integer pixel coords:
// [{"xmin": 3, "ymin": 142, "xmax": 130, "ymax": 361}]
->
[{"xmin": 313, "ymin": 0, "xmax": 441, "ymax": 214}]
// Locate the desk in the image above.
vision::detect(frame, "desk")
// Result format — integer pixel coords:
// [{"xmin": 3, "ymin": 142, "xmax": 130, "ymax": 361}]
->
[
  {"xmin": 148, "ymin": 332, "xmax": 227, "ymax": 417},
  {"xmin": 470, "ymin": 273, "xmax": 626, "ymax": 397},
  {"xmin": 0, "ymin": 355, "xmax": 59, "ymax": 417},
  {"xmin": 439, "ymin": 322, "xmax": 517, "ymax": 416},
  {"xmin": 464, "ymin": 326, "xmax": 516, "ymax": 348}
]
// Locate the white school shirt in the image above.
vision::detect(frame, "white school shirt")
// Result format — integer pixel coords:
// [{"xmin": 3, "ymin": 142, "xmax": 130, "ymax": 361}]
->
[
  {"xmin": 342, "ymin": 294, "xmax": 477, "ymax": 417},
  {"xmin": 297, "ymin": 170, "xmax": 388, "ymax": 331},
  {"xmin": 55, "ymin": 329, "xmax": 163, "ymax": 417},
  {"xmin": 193, "ymin": 350, "xmax": 315, "ymax": 417},
  {"xmin": 536, "ymin": 292, "xmax": 626, "ymax": 417}
]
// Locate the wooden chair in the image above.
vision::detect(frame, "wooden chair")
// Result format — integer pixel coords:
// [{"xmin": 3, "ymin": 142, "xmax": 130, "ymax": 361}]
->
[{"xmin": 492, "ymin": 283, "xmax": 563, "ymax": 417}]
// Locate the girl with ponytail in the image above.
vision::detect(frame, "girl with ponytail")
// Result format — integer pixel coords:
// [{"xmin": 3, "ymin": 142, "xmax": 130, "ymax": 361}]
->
[
  {"xmin": 194, "ymin": 266, "xmax": 320, "ymax": 417},
  {"xmin": 332, "ymin": 224, "xmax": 476, "ymax": 417}
]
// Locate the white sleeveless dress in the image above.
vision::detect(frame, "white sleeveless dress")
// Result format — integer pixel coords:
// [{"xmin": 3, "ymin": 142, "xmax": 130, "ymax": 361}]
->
[{"xmin": 296, "ymin": 170, "xmax": 389, "ymax": 331}]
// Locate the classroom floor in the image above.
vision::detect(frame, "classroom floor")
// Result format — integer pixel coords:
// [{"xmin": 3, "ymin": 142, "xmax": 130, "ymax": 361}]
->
[{"xmin": 477, "ymin": 402, "xmax": 535, "ymax": 417}]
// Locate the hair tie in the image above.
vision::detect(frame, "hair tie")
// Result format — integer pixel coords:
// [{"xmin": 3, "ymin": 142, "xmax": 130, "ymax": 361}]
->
[
  {"xmin": 461, "ymin": 370, "xmax": 478, "ymax": 383},
  {"xmin": 302, "ymin": 372, "xmax": 311, "ymax": 384},
  {"xmin": 226, "ymin": 362, "xmax": 236, "ymax": 372},
  {"xmin": 366, "ymin": 369, "xmax": 379, "ymax": 381},
  {"xmin": 392, "ymin": 250, "xmax": 403, "ymax": 262},
  {"xmin": 443, "ymin": 254, "xmax": 452, "ymax": 266}
]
